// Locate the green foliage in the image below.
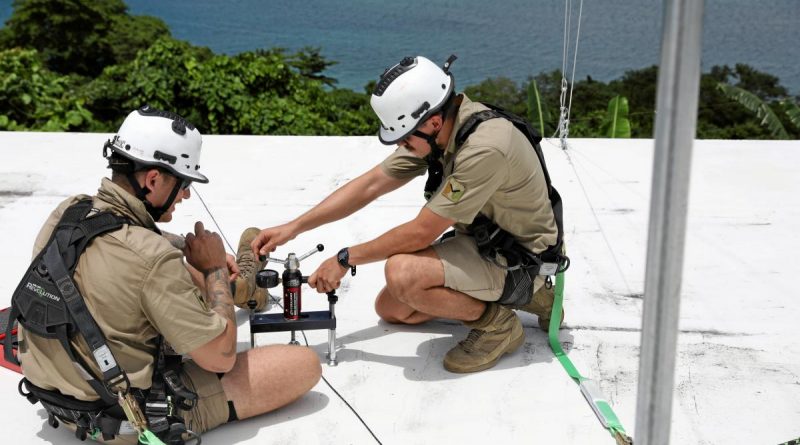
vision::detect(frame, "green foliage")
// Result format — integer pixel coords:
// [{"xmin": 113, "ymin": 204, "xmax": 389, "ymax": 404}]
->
[
  {"xmin": 464, "ymin": 77, "xmax": 527, "ymax": 116},
  {"xmin": 716, "ymin": 83, "xmax": 789, "ymax": 139},
  {"xmin": 3, "ymin": 0, "xmax": 126, "ymax": 75},
  {"xmin": 526, "ymin": 80, "xmax": 551, "ymax": 136},
  {"xmin": 783, "ymin": 100, "xmax": 800, "ymax": 129},
  {"xmin": 608, "ymin": 66, "xmax": 658, "ymax": 137},
  {"xmin": 288, "ymin": 46, "xmax": 339, "ymax": 87},
  {"xmin": 80, "ymin": 38, "xmax": 374, "ymax": 135},
  {"xmin": 0, "ymin": 0, "xmax": 171, "ymax": 77},
  {"xmin": 0, "ymin": 48, "xmax": 96, "ymax": 131},
  {"xmin": 106, "ymin": 14, "xmax": 171, "ymax": 64},
  {"xmin": 601, "ymin": 96, "xmax": 631, "ymax": 138}
]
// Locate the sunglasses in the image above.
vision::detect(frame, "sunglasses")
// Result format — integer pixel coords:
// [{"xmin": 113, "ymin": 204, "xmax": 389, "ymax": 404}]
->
[{"xmin": 180, "ymin": 178, "xmax": 192, "ymax": 190}]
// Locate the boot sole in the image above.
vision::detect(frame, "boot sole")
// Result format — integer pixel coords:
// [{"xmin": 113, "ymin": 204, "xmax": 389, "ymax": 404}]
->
[{"xmin": 443, "ymin": 330, "xmax": 526, "ymax": 374}]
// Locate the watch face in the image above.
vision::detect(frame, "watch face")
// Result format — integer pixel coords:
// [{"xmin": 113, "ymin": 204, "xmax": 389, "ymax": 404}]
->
[{"xmin": 337, "ymin": 248, "xmax": 349, "ymax": 267}]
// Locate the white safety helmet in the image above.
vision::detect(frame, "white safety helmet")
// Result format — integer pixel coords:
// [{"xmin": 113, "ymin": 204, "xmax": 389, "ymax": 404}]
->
[
  {"xmin": 370, "ymin": 55, "xmax": 456, "ymax": 145},
  {"xmin": 105, "ymin": 106, "xmax": 208, "ymax": 183}
]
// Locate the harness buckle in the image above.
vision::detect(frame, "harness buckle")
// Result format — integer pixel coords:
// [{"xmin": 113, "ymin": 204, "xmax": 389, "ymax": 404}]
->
[{"xmin": 117, "ymin": 391, "xmax": 148, "ymax": 434}]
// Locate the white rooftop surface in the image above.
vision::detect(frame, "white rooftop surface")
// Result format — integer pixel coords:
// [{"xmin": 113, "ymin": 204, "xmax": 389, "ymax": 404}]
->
[{"xmin": 0, "ymin": 131, "xmax": 798, "ymax": 445}]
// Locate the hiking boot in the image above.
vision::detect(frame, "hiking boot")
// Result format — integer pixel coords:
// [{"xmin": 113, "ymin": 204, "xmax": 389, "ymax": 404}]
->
[
  {"xmin": 233, "ymin": 227, "xmax": 269, "ymax": 311},
  {"xmin": 512, "ymin": 284, "xmax": 565, "ymax": 331},
  {"xmin": 443, "ymin": 303, "xmax": 525, "ymax": 373}
]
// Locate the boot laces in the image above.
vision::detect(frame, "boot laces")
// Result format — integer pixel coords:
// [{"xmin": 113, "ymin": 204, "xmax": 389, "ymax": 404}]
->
[
  {"xmin": 459, "ymin": 329, "xmax": 486, "ymax": 353},
  {"xmin": 238, "ymin": 251, "xmax": 256, "ymax": 278}
]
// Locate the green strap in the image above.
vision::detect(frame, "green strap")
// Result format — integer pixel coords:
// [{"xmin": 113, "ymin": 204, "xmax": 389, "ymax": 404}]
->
[
  {"xmin": 548, "ymin": 271, "xmax": 632, "ymax": 444},
  {"xmin": 138, "ymin": 429, "xmax": 167, "ymax": 445}
]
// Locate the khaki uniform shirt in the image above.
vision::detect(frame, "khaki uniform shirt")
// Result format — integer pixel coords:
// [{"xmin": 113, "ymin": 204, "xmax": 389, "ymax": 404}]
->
[
  {"xmin": 380, "ymin": 94, "xmax": 558, "ymax": 254},
  {"xmin": 19, "ymin": 178, "xmax": 226, "ymax": 401}
]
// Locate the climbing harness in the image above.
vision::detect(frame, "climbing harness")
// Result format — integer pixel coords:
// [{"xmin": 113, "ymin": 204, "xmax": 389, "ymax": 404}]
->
[
  {"xmin": 425, "ymin": 103, "xmax": 570, "ymax": 307},
  {"xmin": 5, "ymin": 198, "xmax": 198, "ymax": 444}
]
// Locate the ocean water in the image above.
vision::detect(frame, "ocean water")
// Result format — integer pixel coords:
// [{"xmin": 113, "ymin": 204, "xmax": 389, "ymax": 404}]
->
[{"xmin": 1, "ymin": 0, "xmax": 798, "ymax": 93}]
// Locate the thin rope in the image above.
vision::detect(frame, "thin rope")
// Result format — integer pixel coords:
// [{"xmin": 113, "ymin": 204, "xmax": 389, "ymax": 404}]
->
[
  {"xmin": 563, "ymin": 149, "xmax": 634, "ymax": 295},
  {"xmin": 191, "ymin": 185, "xmax": 382, "ymax": 444},
  {"xmin": 190, "ymin": 185, "xmax": 235, "ymax": 254},
  {"xmin": 301, "ymin": 332, "xmax": 383, "ymax": 445},
  {"xmin": 566, "ymin": 0, "xmax": 584, "ymax": 131},
  {"xmin": 557, "ymin": 0, "xmax": 584, "ymax": 150}
]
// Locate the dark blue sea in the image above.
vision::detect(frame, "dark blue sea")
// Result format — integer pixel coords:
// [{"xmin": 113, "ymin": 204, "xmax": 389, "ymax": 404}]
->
[{"xmin": 1, "ymin": 0, "xmax": 798, "ymax": 94}]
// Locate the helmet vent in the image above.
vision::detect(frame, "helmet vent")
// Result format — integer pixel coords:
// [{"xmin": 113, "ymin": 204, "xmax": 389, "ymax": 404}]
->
[
  {"xmin": 181, "ymin": 154, "xmax": 189, "ymax": 158},
  {"xmin": 373, "ymin": 57, "xmax": 418, "ymax": 97},
  {"xmin": 397, "ymin": 115, "xmax": 405, "ymax": 120},
  {"xmin": 410, "ymin": 101, "xmax": 430, "ymax": 119},
  {"xmin": 153, "ymin": 150, "xmax": 177, "ymax": 165},
  {"xmin": 172, "ymin": 120, "xmax": 186, "ymax": 135},
  {"xmin": 137, "ymin": 105, "xmax": 196, "ymax": 131}
]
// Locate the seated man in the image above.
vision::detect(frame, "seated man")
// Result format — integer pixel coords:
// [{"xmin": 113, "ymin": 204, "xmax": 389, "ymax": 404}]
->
[{"xmin": 11, "ymin": 106, "xmax": 320, "ymax": 443}]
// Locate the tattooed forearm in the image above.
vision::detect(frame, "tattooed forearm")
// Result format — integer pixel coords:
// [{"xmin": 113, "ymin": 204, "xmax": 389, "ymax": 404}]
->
[
  {"xmin": 204, "ymin": 267, "xmax": 235, "ymax": 324},
  {"xmin": 162, "ymin": 231, "xmax": 186, "ymax": 250}
]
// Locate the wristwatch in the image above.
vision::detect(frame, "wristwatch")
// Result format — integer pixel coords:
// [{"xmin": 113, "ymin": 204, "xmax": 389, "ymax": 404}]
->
[{"xmin": 337, "ymin": 247, "xmax": 357, "ymax": 276}]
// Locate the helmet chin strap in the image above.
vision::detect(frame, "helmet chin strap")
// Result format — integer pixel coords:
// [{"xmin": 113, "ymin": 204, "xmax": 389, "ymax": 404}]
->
[
  {"xmin": 126, "ymin": 173, "xmax": 183, "ymax": 222},
  {"xmin": 412, "ymin": 95, "xmax": 455, "ymax": 160},
  {"xmin": 413, "ymin": 129, "xmax": 443, "ymax": 160}
]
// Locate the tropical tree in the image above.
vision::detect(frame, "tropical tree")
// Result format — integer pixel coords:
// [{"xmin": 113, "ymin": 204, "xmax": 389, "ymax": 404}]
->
[{"xmin": 0, "ymin": 0, "xmax": 169, "ymax": 77}]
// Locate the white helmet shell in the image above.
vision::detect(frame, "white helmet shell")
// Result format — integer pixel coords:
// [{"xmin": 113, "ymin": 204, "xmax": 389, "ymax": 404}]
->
[
  {"xmin": 370, "ymin": 56, "xmax": 455, "ymax": 145},
  {"xmin": 107, "ymin": 106, "xmax": 208, "ymax": 183}
]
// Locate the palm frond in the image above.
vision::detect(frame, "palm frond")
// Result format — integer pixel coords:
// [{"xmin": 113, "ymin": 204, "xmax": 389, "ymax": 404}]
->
[
  {"xmin": 781, "ymin": 99, "xmax": 800, "ymax": 130},
  {"xmin": 716, "ymin": 83, "xmax": 789, "ymax": 139}
]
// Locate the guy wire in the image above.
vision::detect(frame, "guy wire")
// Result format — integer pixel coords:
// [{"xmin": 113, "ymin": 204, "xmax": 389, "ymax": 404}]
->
[{"xmin": 561, "ymin": 148, "xmax": 634, "ymax": 295}]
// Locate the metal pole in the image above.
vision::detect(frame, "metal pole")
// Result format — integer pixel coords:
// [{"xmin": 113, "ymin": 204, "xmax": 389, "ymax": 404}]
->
[{"xmin": 635, "ymin": 1, "xmax": 704, "ymax": 444}]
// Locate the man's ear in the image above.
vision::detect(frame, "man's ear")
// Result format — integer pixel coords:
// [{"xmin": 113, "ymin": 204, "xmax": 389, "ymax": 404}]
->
[
  {"xmin": 142, "ymin": 168, "xmax": 162, "ymax": 192},
  {"xmin": 429, "ymin": 114, "xmax": 443, "ymax": 130}
]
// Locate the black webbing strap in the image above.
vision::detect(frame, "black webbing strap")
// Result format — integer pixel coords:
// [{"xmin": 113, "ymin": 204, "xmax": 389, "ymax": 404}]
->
[
  {"xmin": 43, "ymin": 223, "xmax": 129, "ymax": 403},
  {"xmin": 3, "ymin": 199, "xmax": 96, "ymax": 365},
  {"xmin": 3, "ymin": 305, "xmax": 20, "ymax": 365},
  {"xmin": 455, "ymin": 105, "xmax": 565, "ymax": 256}
]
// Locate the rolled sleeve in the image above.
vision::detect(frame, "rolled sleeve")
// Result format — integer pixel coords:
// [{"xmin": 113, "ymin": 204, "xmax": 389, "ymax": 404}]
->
[{"xmin": 380, "ymin": 146, "xmax": 428, "ymax": 179}]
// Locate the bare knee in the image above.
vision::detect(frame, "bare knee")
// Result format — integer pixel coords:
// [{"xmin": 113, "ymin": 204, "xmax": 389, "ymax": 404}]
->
[
  {"xmin": 296, "ymin": 346, "xmax": 322, "ymax": 388},
  {"xmin": 374, "ymin": 285, "xmax": 417, "ymax": 324},
  {"xmin": 384, "ymin": 254, "xmax": 417, "ymax": 299},
  {"xmin": 221, "ymin": 345, "xmax": 321, "ymax": 418}
]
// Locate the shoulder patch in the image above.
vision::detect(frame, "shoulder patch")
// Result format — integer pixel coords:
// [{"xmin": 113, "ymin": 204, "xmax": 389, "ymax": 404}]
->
[{"xmin": 441, "ymin": 177, "xmax": 466, "ymax": 203}]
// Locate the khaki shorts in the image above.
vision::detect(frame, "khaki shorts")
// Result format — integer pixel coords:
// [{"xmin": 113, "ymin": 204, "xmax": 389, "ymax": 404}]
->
[
  {"xmin": 179, "ymin": 360, "xmax": 230, "ymax": 435},
  {"xmin": 431, "ymin": 234, "xmax": 547, "ymax": 303},
  {"xmin": 432, "ymin": 234, "xmax": 507, "ymax": 302},
  {"xmin": 89, "ymin": 361, "xmax": 229, "ymax": 444}
]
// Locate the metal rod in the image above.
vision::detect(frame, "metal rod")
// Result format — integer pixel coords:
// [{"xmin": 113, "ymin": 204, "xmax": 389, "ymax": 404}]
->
[
  {"xmin": 635, "ymin": 1, "xmax": 704, "ymax": 444},
  {"xmin": 327, "ymin": 300, "xmax": 338, "ymax": 366}
]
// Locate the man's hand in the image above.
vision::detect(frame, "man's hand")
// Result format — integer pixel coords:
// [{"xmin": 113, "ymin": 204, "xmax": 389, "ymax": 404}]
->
[
  {"xmin": 184, "ymin": 222, "xmax": 227, "ymax": 273},
  {"xmin": 251, "ymin": 223, "xmax": 298, "ymax": 256},
  {"xmin": 308, "ymin": 256, "xmax": 347, "ymax": 293},
  {"xmin": 226, "ymin": 254, "xmax": 239, "ymax": 282}
]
